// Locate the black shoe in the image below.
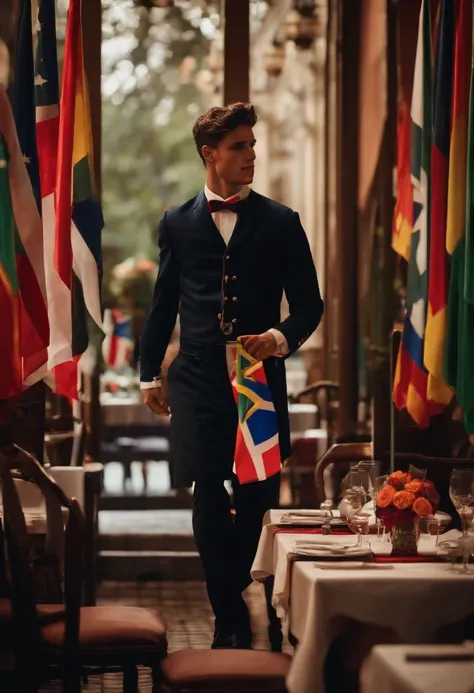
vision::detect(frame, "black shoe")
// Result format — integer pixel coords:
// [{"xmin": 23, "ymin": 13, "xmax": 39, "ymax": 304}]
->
[{"xmin": 211, "ymin": 627, "xmax": 252, "ymax": 650}]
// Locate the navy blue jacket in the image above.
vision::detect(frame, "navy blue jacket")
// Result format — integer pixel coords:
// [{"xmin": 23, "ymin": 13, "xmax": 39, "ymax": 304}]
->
[{"xmin": 140, "ymin": 189, "xmax": 323, "ymax": 384}]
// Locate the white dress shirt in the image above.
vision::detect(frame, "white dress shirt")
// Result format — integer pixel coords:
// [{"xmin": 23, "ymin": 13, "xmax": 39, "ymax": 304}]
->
[{"xmin": 140, "ymin": 186, "xmax": 288, "ymax": 389}]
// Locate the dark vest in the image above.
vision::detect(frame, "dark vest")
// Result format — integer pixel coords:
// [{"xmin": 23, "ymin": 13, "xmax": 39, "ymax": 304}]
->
[{"xmin": 170, "ymin": 190, "xmax": 287, "ymax": 347}]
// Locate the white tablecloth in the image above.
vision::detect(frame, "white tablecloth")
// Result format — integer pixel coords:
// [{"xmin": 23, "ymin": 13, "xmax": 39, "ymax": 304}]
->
[
  {"xmin": 101, "ymin": 393, "xmax": 170, "ymax": 428},
  {"xmin": 251, "ymin": 529, "xmax": 472, "ymax": 693},
  {"xmin": 361, "ymin": 644, "xmax": 474, "ymax": 693}
]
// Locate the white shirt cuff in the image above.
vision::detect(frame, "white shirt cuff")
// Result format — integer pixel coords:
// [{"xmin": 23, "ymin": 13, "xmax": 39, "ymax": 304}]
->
[
  {"xmin": 266, "ymin": 328, "xmax": 289, "ymax": 356},
  {"xmin": 140, "ymin": 379, "xmax": 161, "ymax": 390}
]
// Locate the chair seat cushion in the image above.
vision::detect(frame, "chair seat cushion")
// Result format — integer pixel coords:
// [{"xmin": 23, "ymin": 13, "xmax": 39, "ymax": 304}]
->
[
  {"xmin": 0, "ymin": 601, "xmax": 167, "ymax": 659},
  {"xmin": 42, "ymin": 606, "xmax": 167, "ymax": 658},
  {"xmin": 160, "ymin": 649, "xmax": 291, "ymax": 692}
]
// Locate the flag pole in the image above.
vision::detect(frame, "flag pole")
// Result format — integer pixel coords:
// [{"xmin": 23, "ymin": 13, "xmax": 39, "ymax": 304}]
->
[{"xmin": 389, "ymin": 330, "xmax": 400, "ymax": 474}]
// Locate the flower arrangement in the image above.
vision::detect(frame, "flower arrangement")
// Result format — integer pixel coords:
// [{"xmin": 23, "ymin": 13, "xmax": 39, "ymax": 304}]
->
[{"xmin": 375, "ymin": 469, "xmax": 440, "ymax": 531}]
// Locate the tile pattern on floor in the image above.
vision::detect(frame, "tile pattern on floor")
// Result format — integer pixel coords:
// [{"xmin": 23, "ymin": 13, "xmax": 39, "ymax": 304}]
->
[{"xmin": 37, "ymin": 580, "xmax": 291, "ymax": 692}]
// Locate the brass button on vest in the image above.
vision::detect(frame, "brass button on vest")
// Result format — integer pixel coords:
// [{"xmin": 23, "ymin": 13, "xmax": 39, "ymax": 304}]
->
[{"xmin": 232, "ymin": 296, "xmax": 238, "ymax": 302}]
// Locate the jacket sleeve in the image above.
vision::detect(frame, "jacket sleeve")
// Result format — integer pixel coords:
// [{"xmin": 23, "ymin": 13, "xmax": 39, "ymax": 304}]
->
[
  {"xmin": 273, "ymin": 211, "xmax": 324, "ymax": 357},
  {"xmin": 139, "ymin": 212, "xmax": 180, "ymax": 382}
]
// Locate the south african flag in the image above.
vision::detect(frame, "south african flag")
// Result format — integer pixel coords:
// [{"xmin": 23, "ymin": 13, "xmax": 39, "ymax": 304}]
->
[{"xmin": 231, "ymin": 342, "xmax": 281, "ymax": 485}]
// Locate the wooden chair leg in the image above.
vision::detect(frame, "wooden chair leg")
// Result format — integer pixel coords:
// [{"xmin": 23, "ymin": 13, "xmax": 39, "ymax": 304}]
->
[
  {"xmin": 151, "ymin": 664, "xmax": 164, "ymax": 693},
  {"xmin": 123, "ymin": 664, "xmax": 139, "ymax": 693},
  {"xmin": 265, "ymin": 577, "xmax": 283, "ymax": 652}
]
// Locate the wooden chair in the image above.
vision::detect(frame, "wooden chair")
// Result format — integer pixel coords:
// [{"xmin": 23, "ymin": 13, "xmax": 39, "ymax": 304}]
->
[
  {"xmin": 314, "ymin": 442, "xmax": 474, "ymax": 524},
  {"xmin": 289, "ymin": 380, "xmax": 340, "ymax": 442},
  {"xmin": 314, "ymin": 442, "xmax": 373, "ymax": 507},
  {"xmin": 157, "ymin": 649, "xmax": 292, "ymax": 693},
  {"xmin": 0, "ymin": 444, "xmax": 167, "ymax": 693}
]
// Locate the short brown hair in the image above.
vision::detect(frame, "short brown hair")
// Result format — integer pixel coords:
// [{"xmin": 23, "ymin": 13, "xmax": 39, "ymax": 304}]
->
[{"xmin": 192, "ymin": 102, "xmax": 257, "ymax": 164}]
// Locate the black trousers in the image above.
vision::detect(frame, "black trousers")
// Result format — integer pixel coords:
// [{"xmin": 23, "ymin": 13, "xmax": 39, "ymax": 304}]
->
[{"xmin": 193, "ymin": 472, "xmax": 281, "ymax": 630}]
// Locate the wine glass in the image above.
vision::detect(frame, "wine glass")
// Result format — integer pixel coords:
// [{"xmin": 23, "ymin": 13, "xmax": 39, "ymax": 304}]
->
[
  {"xmin": 343, "ymin": 469, "xmax": 366, "ymax": 516},
  {"xmin": 458, "ymin": 534, "xmax": 474, "ymax": 573},
  {"xmin": 348, "ymin": 513, "xmax": 371, "ymax": 548},
  {"xmin": 449, "ymin": 469, "xmax": 474, "ymax": 534},
  {"xmin": 343, "ymin": 470, "xmax": 367, "ymax": 547}
]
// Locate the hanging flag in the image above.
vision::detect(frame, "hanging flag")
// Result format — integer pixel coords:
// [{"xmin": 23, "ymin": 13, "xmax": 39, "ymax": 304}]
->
[
  {"xmin": 35, "ymin": 0, "xmax": 72, "ymax": 376},
  {"xmin": 230, "ymin": 343, "xmax": 281, "ymax": 485},
  {"xmin": 37, "ymin": 0, "xmax": 103, "ymax": 399},
  {"xmin": 393, "ymin": 0, "xmax": 444, "ymax": 427},
  {"xmin": 102, "ymin": 308, "xmax": 134, "ymax": 369},
  {"xmin": 7, "ymin": 0, "xmax": 49, "ymax": 389},
  {"xmin": 444, "ymin": 0, "xmax": 474, "ymax": 432},
  {"xmin": 423, "ymin": 0, "xmax": 454, "ymax": 406},
  {"xmin": 392, "ymin": 97, "xmax": 413, "ymax": 261},
  {"xmin": 0, "ymin": 134, "xmax": 21, "ymax": 399}
]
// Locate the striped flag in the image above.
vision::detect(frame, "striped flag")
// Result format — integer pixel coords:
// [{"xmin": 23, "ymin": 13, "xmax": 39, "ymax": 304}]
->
[
  {"xmin": 0, "ymin": 133, "xmax": 21, "ymax": 399},
  {"xmin": 444, "ymin": 0, "xmax": 474, "ymax": 432},
  {"xmin": 393, "ymin": 0, "xmax": 444, "ymax": 427},
  {"xmin": 6, "ymin": 0, "xmax": 49, "ymax": 390},
  {"xmin": 35, "ymin": 0, "xmax": 103, "ymax": 399},
  {"xmin": 423, "ymin": 0, "xmax": 454, "ymax": 406},
  {"xmin": 230, "ymin": 343, "xmax": 281, "ymax": 485},
  {"xmin": 0, "ymin": 85, "xmax": 49, "ymax": 399}
]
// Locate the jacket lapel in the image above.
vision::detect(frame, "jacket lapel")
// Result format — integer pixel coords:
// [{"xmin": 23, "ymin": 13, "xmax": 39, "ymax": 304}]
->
[
  {"xmin": 226, "ymin": 190, "xmax": 261, "ymax": 254},
  {"xmin": 192, "ymin": 190, "xmax": 226, "ymax": 251}
]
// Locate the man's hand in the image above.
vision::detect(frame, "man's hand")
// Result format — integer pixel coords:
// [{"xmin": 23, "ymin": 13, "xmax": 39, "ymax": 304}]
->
[
  {"xmin": 142, "ymin": 383, "xmax": 170, "ymax": 416},
  {"xmin": 238, "ymin": 333, "xmax": 278, "ymax": 362}
]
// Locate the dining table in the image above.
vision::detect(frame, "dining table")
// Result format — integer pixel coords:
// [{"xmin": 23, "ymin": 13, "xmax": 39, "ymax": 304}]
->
[
  {"xmin": 361, "ymin": 643, "xmax": 474, "ymax": 693},
  {"xmin": 251, "ymin": 512, "xmax": 474, "ymax": 693}
]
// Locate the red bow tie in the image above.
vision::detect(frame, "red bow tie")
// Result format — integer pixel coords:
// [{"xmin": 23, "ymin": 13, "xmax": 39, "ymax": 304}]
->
[{"xmin": 208, "ymin": 197, "xmax": 243, "ymax": 214}]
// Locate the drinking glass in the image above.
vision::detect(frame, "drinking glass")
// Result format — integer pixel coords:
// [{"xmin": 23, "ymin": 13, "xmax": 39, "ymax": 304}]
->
[
  {"xmin": 372, "ymin": 519, "xmax": 392, "ymax": 555},
  {"xmin": 348, "ymin": 513, "xmax": 371, "ymax": 548},
  {"xmin": 438, "ymin": 539, "xmax": 463, "ymax": 571},
  {"xmin": 449, "ymin": 469, "xmax": 474, "ymax": 534},
  {"xmin": 343, "ymin": 469, "xmax": 366, "ymax": 516},
  {"xmin": 416, "ymin": 516, "xmax": 440, "ymax": 554}
]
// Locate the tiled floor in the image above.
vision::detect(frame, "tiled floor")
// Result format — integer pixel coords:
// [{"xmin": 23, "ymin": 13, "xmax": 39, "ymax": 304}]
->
[{"xmin": 38, "ymin": 580, "xmax": 291, "ymax": 692}]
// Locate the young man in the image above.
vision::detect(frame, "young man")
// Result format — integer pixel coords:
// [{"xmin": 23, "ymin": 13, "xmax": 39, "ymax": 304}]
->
[{"xmin": 140, "ymin": 103, "xmax": 323, "ymax": 649}]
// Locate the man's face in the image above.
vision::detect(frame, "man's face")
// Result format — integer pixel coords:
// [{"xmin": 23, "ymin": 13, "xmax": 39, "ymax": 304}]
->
[{"xmin": 207, "ymin": 125, "xmax": 256, "ymax": 187}]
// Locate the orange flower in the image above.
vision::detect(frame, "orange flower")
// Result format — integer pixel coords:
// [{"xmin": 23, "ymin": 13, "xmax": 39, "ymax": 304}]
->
[
  {"xmin": 413, "ymin": 497, "xmax": 433, "ymax": 516},
  {"xmin": 392, "ymin": 490, "xmax": 415, "ymax": 510},
  {"xmin": 377, "ymin": 485, "xmax": 396, "ymax": 508},
  {"xmin": 388, "ymin": 471, "xmax": 410, "ymax": 488},
  {"xmin": 405, "ymin": 479, "xmax": 423, "ymax": 496}
]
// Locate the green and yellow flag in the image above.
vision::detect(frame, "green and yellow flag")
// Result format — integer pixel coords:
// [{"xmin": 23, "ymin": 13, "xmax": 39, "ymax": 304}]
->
[
  {"xmin": 0, "ymin": 136, "xmax": 21, "ymax": 398},
  {"xmin": 444, "ymin": 0, "xmax": 474, "ymax": 431}
]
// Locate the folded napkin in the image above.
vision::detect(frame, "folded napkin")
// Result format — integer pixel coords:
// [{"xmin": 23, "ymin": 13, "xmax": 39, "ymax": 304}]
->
[
  {"xmin": 292, "ymin": 540, "xmax": 366, "ymax": 556},
  {"xmin": 283, "ymin": 510, "xmax": 330, "ymax": 517},
  {"xmin": 338, "ymin": 499, "xmax": 376, "ymax": 524},
  {"xmin": 313, "ymin": 562, "xmax": 394, "ymax": 570},
  {"xmin": 278, "ymin": 510, "xmax": 342, "ymax": 526}
]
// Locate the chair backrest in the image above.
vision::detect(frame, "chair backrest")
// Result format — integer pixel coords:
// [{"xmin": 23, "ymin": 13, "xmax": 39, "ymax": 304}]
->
[
  {"xmin": 315, "ymin": 444, "xmax": 474, "ymax": 522},
  {"xmin": 0, "ymin": 444, "xmax": 84, "ymax": 681},
  {"xmin": 382, "ymin": 453, "xmax": 474, "ymax": 526},
  {"xmin": 314, "ymin": 442, "xmax": 373, "ymax": 505}
]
